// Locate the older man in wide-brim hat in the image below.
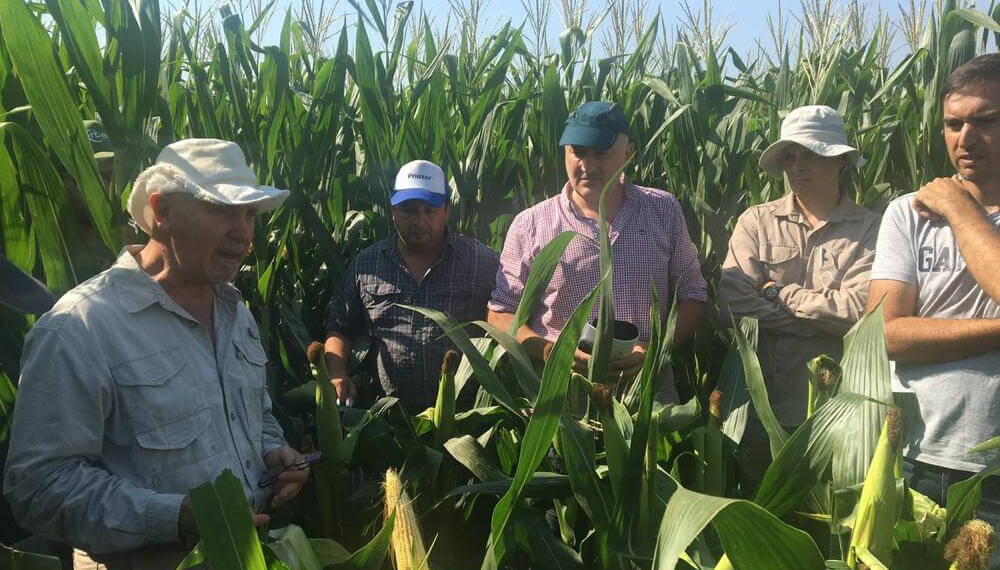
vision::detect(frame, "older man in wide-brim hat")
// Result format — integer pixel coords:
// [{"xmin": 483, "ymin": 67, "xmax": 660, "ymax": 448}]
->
[
  {"xmin": 5, "ymin": 139, "xmax": 309, "ymax": 569},
  {"xmin": 719, "ymin": 105, "xmax": 881, "ymax": 490}
]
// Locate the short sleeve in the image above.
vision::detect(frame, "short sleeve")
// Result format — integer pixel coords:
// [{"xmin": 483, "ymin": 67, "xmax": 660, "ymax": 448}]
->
[
  {"xmin": 488, "ymin": 213, "xmax": 534, "ymax": 314},
  {"xmin": 667, "ymin": 201, "xmax": 709, "ymax": 303},
  {"xmin": 870, "ymin": 196, "xmax": 917, "ymax": 285},
  {"xmin": 326, "ymin": 257, "xmax": 365, "ymax": 337}
]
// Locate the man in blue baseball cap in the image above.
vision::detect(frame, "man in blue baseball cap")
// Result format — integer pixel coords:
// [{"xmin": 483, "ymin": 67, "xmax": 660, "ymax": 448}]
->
[
  {"xmin": 489, "ymin": 101, "xmax": 709, "ymax": 403},
  {"xmin": 324, "ymin": 160, "xmax": 499, "ymax": 412}
]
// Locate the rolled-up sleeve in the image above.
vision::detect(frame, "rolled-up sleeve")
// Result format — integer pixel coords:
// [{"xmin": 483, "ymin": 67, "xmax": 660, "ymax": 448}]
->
[
  {"xmin": 4, "ymin": 322, "xmax": 184, "ymax": 553},
  {"xmin": 488, "ymin": 213, "xmax": 534, "ymax": 314}
]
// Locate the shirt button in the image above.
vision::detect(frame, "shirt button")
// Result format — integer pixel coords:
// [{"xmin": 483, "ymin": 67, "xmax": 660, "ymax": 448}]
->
[
  {"xmin": 246, "ymin": 459, "xmax": 252, "ymax": 469},
  {"xmin": 230, "ymin": 412, "xmax": 237, "ymax": 421}
]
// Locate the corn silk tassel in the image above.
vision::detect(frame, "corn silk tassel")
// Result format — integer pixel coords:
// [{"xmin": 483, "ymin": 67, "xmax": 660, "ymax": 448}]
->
[
  {"xmin": 432, "ymin": 350, "xmax": 459, "ymax": 448},
  {"xmin": 384, "ymin": 468, "xmax": 429, "ymax": 570},
  {"xmin": 847, "ymin": 408, "xmax": 902, "ymax": 568},
  {"xmin": 806, "ymin": 355, "xmax": 838, "ymax": 419},
  {"xmin": 945, "ymin": 519, "xmax": 997, "ymax": 570}
]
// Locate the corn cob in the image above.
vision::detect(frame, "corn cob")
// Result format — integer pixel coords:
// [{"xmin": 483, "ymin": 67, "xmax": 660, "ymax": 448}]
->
[
  {"xmin": 847, "ymin": 408, "xmax": 902, "ymax": 568},
  {"xmin": 384, "ymin": 468, "xmax": 429, "ymax": 570},
  {"xmin": 703, "ymin": 389, "xmax": 725, "ymax": 496},
  {"xmin": 432, "ymin": 350, "xmax": 459, "ymax": 447},
  {"xmin": 308, "ymin": 341, "xmax": 342, "ymax": 538},
  {"xmin": 945, "ymin": 519, "xmax": 996, "ymax": 570}
]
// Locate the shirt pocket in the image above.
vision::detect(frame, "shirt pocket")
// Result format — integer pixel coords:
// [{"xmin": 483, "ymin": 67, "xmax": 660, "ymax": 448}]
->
[
  {"xmin": 362, "ymin": 281, "xmax": 404, "ymax": 328},
  {"xmin": 760, "ymin": 243, "xmax": 802, "ymax": 286},
  {"xmin": 111, "ymin": 347, "xmax": 212, "ymax": 468}
]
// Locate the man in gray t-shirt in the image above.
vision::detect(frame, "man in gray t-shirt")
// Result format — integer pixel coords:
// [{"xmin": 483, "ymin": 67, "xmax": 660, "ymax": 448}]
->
[{"xmin": 870, "ymin": 54, "xmax": 1000, "ymax": 548}]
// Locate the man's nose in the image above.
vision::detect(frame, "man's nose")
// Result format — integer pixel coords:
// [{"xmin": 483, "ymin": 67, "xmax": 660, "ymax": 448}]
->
[
  {"xmin": 957, "ymin": 123, "xmax": 978, "ymax": 148},
  {"xmin": 231, "ymin": 210, "xmax": 255, "ymax": 241}
]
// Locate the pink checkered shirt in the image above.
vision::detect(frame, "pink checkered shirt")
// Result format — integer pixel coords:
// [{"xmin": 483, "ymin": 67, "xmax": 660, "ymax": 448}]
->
[{"xmin": 489, "ymin": 178, "xmax": 708, "ymax": 343}]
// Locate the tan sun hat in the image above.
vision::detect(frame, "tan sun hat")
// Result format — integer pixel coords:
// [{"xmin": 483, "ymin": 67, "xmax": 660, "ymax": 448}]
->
[
  {"xmin": 128, "ymin": 139, "xmax": 289, "ymax": 235},
  {"xmin": 758, "ymin": 105, "xmax": 867, "ymax": 178}
]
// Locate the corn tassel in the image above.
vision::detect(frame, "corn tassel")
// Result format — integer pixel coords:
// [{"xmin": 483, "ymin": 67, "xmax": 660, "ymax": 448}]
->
[
  {"xmin": 945, "ymin": 519, "xmax": 996, "ymax": 570},
  {"xmin": 432, "ymin": 350, "xmax": 459, "ymax": 448},
  {"xmin": 384, "ymin": 468, "xmax": 429, "ymax": 570},
  {"xmin": 847, "ymin": 408, "xmax": 902, "ymax": 568}
]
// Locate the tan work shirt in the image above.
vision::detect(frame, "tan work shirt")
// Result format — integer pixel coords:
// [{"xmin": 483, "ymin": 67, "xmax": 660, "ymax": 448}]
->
[{"xmin": 719, "ymin": 193, "xmax": 880, "ymax": 425}]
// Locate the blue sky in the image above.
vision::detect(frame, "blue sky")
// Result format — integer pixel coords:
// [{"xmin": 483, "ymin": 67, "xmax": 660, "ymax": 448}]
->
[{"xmin": 228, "ymin": 0, "xmax": 995, "ymax": 60}]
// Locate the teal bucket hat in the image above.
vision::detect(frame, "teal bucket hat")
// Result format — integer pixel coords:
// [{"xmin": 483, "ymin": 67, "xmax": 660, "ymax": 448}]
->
[{"xmin": 558, "ymin": 101, "xmax": 630, "ymax": 150}]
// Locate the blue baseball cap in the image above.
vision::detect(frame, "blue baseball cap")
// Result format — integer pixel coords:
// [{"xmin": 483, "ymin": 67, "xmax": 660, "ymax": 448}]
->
[
  {"xmin": 558, "ymin": 101, "xmax": 631, "ymax": 150},
  {"xmin": 391, "ymin": 160, "xmax": 450, "ymax": 208}
]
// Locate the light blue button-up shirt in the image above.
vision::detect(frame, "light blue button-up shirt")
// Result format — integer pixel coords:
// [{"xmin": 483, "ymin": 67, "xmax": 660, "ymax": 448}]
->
[{"xmin": 4, "ymin": 247, "xmax": 287, "ymax": 554}]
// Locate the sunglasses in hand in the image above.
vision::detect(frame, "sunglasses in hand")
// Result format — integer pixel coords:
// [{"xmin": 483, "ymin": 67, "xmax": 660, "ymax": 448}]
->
[{"xmin": 258, "ymin": 451, "xmax": 325, "ymax": 488}]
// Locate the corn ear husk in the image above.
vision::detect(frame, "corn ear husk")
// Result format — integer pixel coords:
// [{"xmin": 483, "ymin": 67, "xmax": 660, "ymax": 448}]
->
[
  {"xmin": 432, "ymin": 350, "xmax": 459, "ymax": 447},
  {"xmin": 384, "ymin": 468, "xmax": 429, "ymax": 570},
  {"xmin": 847, "ymin": 408, "xmax": 902, "ymax": 568}
]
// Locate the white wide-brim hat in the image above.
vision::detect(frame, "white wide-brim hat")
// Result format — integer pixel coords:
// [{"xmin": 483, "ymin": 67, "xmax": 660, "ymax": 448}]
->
[
  {"xmin": 128, "ymin": 138, "xmax": 290, "ymax": 235},
  {"xmin": 758, "ymin": 105, "xmax": 867, "ymax": 178}
]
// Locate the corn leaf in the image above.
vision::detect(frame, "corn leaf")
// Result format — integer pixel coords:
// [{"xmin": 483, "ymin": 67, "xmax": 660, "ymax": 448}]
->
[
  {"xmin": 187, "ymin": 469, "xmax": 268, "ymax": 570},
  {"xmin": 832, "ymin": 304, "xmax": 893, "ymax": 491},
  {"xmin": 487, "ymin": 279, "xmax": 603, "ymax": 566},
  {"xmin": 653, "ymin": 475, "xmax": 824, "ymax": 570}
]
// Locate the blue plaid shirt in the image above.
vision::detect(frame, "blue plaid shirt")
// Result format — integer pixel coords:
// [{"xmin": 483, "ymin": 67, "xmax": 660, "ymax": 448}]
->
[{"xmin": 326, "ymin": 231, "xmax": 499, "ymax": 412}]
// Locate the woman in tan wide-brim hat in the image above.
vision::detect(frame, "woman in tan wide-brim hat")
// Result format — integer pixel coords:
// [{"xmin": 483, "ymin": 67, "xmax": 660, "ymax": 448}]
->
[{"xmin": 718, "ymin": 105, "xmax": 882, "ymax": 490}]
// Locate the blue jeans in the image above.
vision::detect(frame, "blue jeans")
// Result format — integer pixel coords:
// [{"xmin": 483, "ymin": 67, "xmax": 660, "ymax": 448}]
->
[{"xmin": 903, "ymin": 458, "xmax": 1000, "ymax": 569}]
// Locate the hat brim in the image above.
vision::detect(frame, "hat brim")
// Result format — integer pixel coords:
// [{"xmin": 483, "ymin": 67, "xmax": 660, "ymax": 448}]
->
[
  {"xmin": 93, "ymin": 151, "xmax": 114, "ymax": 161},
  {"xmin": 558, "ymin": 125, "xmax": 620, "ymax": 150},
  {"xmin": 391, "ymin": 188, "xmax": 448, "ymax": 208},
  {"xmin": 0, "ymin": 256, "xmax": 55, "ymax": 315},
  {"xmin": 128, "ymin": 163, "xmax": 290, "ymax": 235},
  {"xmin": 759, "ymin": 138, "xmax": 867, "ymax": 178}
]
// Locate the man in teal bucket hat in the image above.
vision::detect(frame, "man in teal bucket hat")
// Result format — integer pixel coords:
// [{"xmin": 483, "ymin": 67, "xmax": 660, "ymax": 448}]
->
[{"xmin": 489, "ymin": 101, "xmax": 709, "ymax": 403}]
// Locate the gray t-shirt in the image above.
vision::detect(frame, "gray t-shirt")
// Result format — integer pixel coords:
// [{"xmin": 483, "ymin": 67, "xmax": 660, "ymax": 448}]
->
[{"xmin": 871, "ymin": 193, "xmax": 1000, "ymax": 471}]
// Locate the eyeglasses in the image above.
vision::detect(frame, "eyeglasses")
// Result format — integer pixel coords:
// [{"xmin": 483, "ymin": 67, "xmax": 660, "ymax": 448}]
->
[{"xmin": 257, "ymin": 451, "xmax": 325, "ymax": 488}]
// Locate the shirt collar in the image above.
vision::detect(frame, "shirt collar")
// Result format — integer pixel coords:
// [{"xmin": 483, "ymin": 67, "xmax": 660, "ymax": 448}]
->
[
  {"xmin": 112, "ymin": 246, "xmax": 241, "ymax": 315},
  {"xmin": 559, "ymin": 174, "xmax": 635, "ymax": 221},
  {"xmin": 772, "ymin": 192, "xmax": 867, "ymax": 223}
]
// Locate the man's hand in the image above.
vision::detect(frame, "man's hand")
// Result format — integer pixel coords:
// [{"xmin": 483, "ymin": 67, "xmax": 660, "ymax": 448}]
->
[
  {"xmin": 264, "ymin": 447, "xmax": 310, "ymax": 509},
  {"xmin": 330, "ymin": 376, "xmax": 356, "ymax": 407},
  {"xmin": 913, "ymin": 177, "xmax": 980, "ymax": 221},
  {"xmin": 608, "ymin": 343, "xmax": 647, "ymax": 383}
]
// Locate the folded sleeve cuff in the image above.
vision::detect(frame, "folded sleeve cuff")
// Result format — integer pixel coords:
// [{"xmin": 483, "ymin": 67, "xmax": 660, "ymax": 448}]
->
[{"xmin": 145, "ymin": 493, "xmax": 185, "ymax": 544}]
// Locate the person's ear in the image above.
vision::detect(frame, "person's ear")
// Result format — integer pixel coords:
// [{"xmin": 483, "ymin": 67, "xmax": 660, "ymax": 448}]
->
[{"xmin": 148, "ymin": 192, "xmax": 173, "ymax": 232}]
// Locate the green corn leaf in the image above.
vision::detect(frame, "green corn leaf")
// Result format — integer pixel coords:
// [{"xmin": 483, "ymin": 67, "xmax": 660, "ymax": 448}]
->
[
  {"xmin": 1, "ymin": 544, "xmax": 61, "ymax": 569},
  {"xmin": 187, "ymin": 469, "xmax": 268, "ymax": 570},
  {"xmin": 0, "ymin": 0, "xmax": 117, "ymax": 254},
  {"xmin": 510, "ymin": 231, "xmax": 579, "ymax": 333},
  {"xmin": 653, "ymin": 474, "xmax": 824, "ymax": 570},
  {"xmin": 833, "ymin": 304, "xmax": 893, "ymax": 491},
  {"xmin": 487, "ymin": 279, "xmax": 603, "ymax": 566},
  {"xmin": 732, "ymin": 316, "xmax": 788, "ymax": 458},
  {"xmin": 399, "ymin": 305, "xmax": 520, "ymax": 418}
]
